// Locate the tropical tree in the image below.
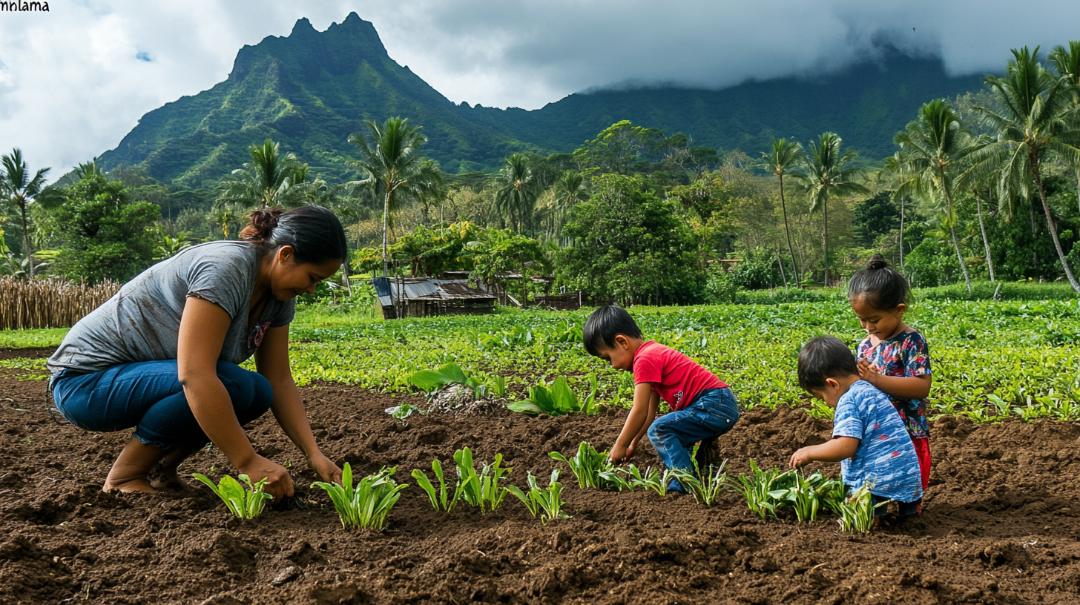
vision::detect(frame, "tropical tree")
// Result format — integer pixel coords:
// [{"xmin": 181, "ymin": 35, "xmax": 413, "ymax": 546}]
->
[
  {"xmin": 761, "ymin": 138, "xmax": 803, "ymax": 285},
  {"xmin": 413, "ymin": 158, "xmax": 447, "ymax": 225},
  {"xmin": 348, "ymin": 117, "xmax": 427, "ymax": 274},
  {"xmin": 880, "ymin": 152, "xmax": 919, "ymax": 272},
  {"xmin": 0, "ymin": 148, "xmax": 50, "ymax": 278},
  {"xmin": 217, "ymin": 139, "xmax": 305, "ymax": 210},
  {"xmin": 537, "ymin": 170, "xmax": 587, "ymax": 242},
  {"xmin": 965, "ymin": 46, "xmax": 1080, "ymax": 292},
  {"xmin": 492, "ymin": 153, "xmax": 537, "ymax": 234},
  {"xmin": 798, "ymin": 132, "xmax": 866, "ymax": 285},
  {"xmin": 1050, "ymin": 40, "xmax": 1080, "ymax": 215},
  {"xmin": 894, "ymin": 99, "xmax": 977, "ymax": 291}
]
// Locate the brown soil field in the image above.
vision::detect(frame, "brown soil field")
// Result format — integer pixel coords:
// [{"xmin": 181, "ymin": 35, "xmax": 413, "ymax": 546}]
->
[{"xmin": 1, "ymin": 352, "xmax": 1079, "ymax": 604}]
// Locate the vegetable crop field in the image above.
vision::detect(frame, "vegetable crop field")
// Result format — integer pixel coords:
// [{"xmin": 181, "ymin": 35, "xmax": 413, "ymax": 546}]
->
[{"xmin": 1, "ymin": 296, "xmax": 1079, "ymax": 603}]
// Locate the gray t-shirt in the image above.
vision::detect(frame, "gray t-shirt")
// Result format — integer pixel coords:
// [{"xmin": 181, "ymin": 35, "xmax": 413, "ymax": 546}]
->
[{"xmin": 47, "ymin": 241, "xmax": 295, "ymax": 376}]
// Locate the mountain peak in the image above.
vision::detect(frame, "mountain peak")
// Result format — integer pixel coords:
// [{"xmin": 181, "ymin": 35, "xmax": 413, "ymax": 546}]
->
[{"xmin": 290, "ymin": 17, "xmax": 315, "ymax": 36}]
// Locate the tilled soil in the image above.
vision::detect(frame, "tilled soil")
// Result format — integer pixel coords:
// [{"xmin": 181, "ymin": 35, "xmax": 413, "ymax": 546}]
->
[{"xmin": 1, "ymin": 355, "xmax": 1079, "ymax": 604}]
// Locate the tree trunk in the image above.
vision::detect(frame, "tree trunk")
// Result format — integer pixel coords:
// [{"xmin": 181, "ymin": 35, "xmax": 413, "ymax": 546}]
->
[
  {"xmin": 948, "ymin": 224, "xmax": 971, "ymax": 293},
  {"xmin": 940, "ymin": 180, "xmax": 971, "ymax": 293},
  {"xmin": 778, "ymin": 173, "xmax": 800, "ymax": 286},
  {"xmin": 19, "ymin": 201, "xmax": 33, "ymax": 279},
  {"xmin": 381, "ymin": 188, "xmax": 391, "ymax": 277},
  {"xmin": 898, "ymin": 195, "xmax": 906, "ymax": 274},
  {"xmin": 1032, "ymin": 155, "xmax": 1080, "ymax": 292},
  {"xmin": 1075, "ymin": 166, "xmax": 1080, "ymax": 216},
  {"xmin": 974, "ymin": 192, "xmax": 996, "ymax": 282},
  {"xmin": 822, "ymin": 198, "xmax": 829, "ymax": 287}
]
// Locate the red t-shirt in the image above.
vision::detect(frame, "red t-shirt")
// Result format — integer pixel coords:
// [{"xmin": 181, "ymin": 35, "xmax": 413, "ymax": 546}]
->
[{"xmin": 632, "ymin": 340, "xmax": 727, "ymax": 411}]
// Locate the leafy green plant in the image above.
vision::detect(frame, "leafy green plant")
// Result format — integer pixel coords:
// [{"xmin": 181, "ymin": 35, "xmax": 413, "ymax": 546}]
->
[
  {"xmin": 623, "ymin": 464, "xmax": 672, "ymax": 497},
  {"xmin": 836, "ymin": 484, "xmax": 878, "ymax": 533},
  {"xmin": 407, "ymin": 363, "xmax": 472, "ymax": 393},
  {"xmin": 311, "ymin": 464, "xmax": 408, "ymax": 531},
  {"xmin": 549, "ymin": 441, "xmax": 624, "ymax": 489},
  {"xmin": 505, "ymin": 469, "xmax": 569, "ymax": 524},
  {"xmin": 192, "ymin": 473, "xmax": 272, "ymax": 520},
  {"xmin": 411, "ymin": 458, "xmax": 459, "ymax": 512},
  {"xmin": 733, "ymin": 460, "xmax": 790, "ymax": 520},
  {"xmin": 768, "ymin": 470, "xmax": 836, "ymax": 524},
  {"xmin": 385, "ymin": 403, "xmax": 422, "ymax": 420},
  {"xmin": 668, "ymin": 445, "xmax": 728, "ymax": 506},
  {"xmin": 453, "ymin": 447, "xmax": 511, "ymax": 513},
  {"xmin": 507, "ymin": 375, "xmax": 598, "ymax": 416}
]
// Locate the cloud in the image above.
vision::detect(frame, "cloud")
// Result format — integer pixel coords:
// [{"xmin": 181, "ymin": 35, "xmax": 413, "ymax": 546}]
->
[{"xmin": 0, "ymin": 0, "xmax": 1077, "ymax": 181}]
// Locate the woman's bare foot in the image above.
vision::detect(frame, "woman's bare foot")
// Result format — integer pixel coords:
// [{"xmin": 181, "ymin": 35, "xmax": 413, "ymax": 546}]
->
[
  {"xmin": 147, "ymin": 447, "xmax": 197, "ymax": 492},
  {"xmin": 102, "ymin": 477, "xmax": 159, "ymax": 494},
  {"xmin": 104, "ymin": 438, "xmax": 166, "ymax": 495},
  {"xmin": 147, "ymin": 465, "xmax": 192, "ymax": 492}
]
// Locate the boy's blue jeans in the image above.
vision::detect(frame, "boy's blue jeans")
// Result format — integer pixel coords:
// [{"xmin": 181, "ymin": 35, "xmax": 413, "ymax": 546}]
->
[
  {"xmin": 647, "ymin": 387, "xmax": 739, "ymax": 491},
  {"xmin": 51, "ymin": 360, "xmax": 273, "ymax": 451}
]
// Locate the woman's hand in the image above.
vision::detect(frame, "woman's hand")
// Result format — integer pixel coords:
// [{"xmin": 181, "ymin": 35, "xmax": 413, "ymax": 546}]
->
[
  {"xmin": 239, "ymin": 454, "xmax": 295, "ymax": 499},
  {"xmin": 308, "ymin": 451, "xmax": 342, "ymax": 484}
]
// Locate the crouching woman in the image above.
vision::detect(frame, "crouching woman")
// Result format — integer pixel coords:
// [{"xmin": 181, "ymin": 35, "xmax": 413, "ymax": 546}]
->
[{"xmin": 47, "ymin": 205, "xmax": 346, "ymax": 498}]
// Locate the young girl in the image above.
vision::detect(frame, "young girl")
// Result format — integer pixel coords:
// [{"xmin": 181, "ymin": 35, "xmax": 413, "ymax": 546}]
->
[{"xmin": 847, "ymin": 255, "xmax": 932, "ymax": 495}]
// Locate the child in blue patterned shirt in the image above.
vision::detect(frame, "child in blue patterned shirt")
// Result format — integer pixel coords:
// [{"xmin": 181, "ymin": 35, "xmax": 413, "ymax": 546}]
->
[{"xmin": 789, "ymin": 336, "xmax": 923, "ymax": 518}]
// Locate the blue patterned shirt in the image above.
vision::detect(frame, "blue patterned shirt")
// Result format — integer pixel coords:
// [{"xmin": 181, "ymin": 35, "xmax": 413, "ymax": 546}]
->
[{"xmin": 833, "ymin": 380, "xmax": 923, "ymax": 503}]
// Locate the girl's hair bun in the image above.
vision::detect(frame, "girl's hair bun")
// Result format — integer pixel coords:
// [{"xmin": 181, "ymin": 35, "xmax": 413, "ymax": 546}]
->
[
  {"xmin": 239, "ymin": 207, "xmax": 284, "ymax": 242},
  {"xmin": 866, "ymin": 254, "xmax": 889, "ymax": 271}
]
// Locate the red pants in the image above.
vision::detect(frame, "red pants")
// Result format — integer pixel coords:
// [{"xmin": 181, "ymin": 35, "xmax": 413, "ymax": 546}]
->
[{"xmin": 912, "ymin": 436, "xmax": 931, "ymax": 490}]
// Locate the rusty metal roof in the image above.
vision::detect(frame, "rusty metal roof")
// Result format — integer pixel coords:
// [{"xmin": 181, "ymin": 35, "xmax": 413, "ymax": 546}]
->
[{"xmin": 375, "ymin": 277, "xmax": 496, "ymax": 306}]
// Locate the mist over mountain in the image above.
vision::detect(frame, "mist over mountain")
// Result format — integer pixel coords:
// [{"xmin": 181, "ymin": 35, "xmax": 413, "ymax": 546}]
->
[{"xmin": 96, "ymin": 12, "xmax": 985, "ymax": 187}]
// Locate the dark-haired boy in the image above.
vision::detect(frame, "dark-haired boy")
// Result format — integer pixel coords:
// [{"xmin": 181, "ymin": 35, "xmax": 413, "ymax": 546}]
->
[
  {"xmin": 789, "ymin": 336, "xmax": 923, "ymax": 517},
  {"xmin": 583, "ymin": 304, "xmax": 739, "ymax": 491}
]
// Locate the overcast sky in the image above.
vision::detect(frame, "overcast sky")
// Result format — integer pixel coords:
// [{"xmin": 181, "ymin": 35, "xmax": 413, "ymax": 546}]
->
[{"xmin": 1, "ymin": 0, "xmax": 1078, "ymax": 179}]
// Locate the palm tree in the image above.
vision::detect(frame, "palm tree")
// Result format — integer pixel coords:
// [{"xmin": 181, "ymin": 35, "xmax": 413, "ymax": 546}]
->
[
  {"xmin": 348, "ymin": 117, "xmax": 427, "ymax": 274},
  {"xmin": 965, "ymin": 46, "xmax": 1080, "ymax": 292},
  {"xmin": 895, "ymin": 99, "xmax": 977, "ymax": 292},
  {"xmin": 881, "ymin": 152, "xmax": 918, "ymax": 273},
  {"xmin": 550, "ymin": 170, "xmax": 587, "ymax": 241},
  {"xmin": 413, "ymin": 158, "xmax": 446, "ymax": 225},
  {"xmin": 218, "ymin": 139, "xmax": 303, "ymax": 209},
  {"xmin": 1050, "ymin": 40, "xmax": 1080, "ymax": 215},
  {"xmin": 493, "ymin": 153, "xmax": 537, "ymax": 233},
  {"xmin": 0, "ymin": 148, "xmax": 50, "ymax": 278},
  {"xmin": 798, "ymin": 132, "xmax": 866, "ymax": 286},
  {"xmin": 761, "ymin": 138, "xmax": 803, "ymax": 285}
]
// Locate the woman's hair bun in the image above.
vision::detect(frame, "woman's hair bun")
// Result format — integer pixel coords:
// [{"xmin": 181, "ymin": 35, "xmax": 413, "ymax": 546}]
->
[
  {"xmin": 239, "ymin": 207, "xmax": 284, "ymax": 242},
  {"xmin": 866, "ymin": 254, "xmax": 889, "ymax": 271}
]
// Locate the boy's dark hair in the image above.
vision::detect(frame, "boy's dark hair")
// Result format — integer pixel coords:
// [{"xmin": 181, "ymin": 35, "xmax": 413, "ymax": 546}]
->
[
  {"xmin": 847, "ymin": 253, "xmax": 911, "ymax": 310},
  {"xmin": 583, "ymin": 304, "xmax": 642, "ymax": 357},
  {"xmin": 797, "ymin": 336, "xmax": 859, "ymax": 390}
]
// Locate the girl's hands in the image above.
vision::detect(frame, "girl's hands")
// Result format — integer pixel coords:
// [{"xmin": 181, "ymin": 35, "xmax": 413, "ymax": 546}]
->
[
  {"xmin": 857, "ymin": 360, "xmax": 881, "ymax": 385},
  {"xmin": 308, "ymin": 451, "xmax": 342, "ymax": 484}
]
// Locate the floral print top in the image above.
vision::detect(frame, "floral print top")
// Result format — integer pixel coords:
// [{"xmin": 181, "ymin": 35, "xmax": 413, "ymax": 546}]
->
[{"xmin": 856, "ymin": 329, "xmax": 932, "ymax": 440}]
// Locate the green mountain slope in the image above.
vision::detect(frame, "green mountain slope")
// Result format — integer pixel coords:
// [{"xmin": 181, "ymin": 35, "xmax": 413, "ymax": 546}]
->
[{"xmin": 97, "ymin": 12, "xmax": 986, "ymax": 187}]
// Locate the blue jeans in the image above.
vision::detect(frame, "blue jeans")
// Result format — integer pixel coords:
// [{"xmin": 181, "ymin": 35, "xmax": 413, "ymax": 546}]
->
[
  {"xmin": 51, "ymin": 360, "xmax": 273, "ymax": 451},
  {"xmin": 647, "ymin": 387, "xmax": 739, "ymax": 491}
]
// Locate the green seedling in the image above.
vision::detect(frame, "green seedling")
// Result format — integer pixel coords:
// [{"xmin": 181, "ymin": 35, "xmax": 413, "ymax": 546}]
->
[
  {"xmin": 597, "ymin": 467, "xmax": 634, "ymax": 492},
  {"xmin": 624, "ymin": 464, "xmax": 672, "ymax": 497},
  {"xmin": 668, "ymin": 445, "xmax": 728, "ymax": 506},
  {"xmin": 192, "ymin": 472, "xmax": 272, "ymax": 520},
  {"xmin": 407, "ymin": 363, "xmax": 472, "ymax": 393},
  {"xmin": 453, "ymin": 447, "xmax": 511, "ymax": 513},
  {"xmin": 836, "ymin": 484, "xmax": 878, "ymax": 533},
  {"xmin": 411, "ymin": 458, "xmax": 460, "ymax": 512},
  {"xmin": 385, "ymin": 403, "xmax": 422, "ymax": 420},
  {"xmin": 549, "ymin": 441, "xmax": 622, "ymax": 489},
  {"xmin": 733, "ymin": 460, "xmax": 790, "ymax": 520},
  {"xmin": 311, "ymin": 464, "xmax": 408, "ymax": 531},
  {"xmin": 507, "ymin": 375, "xmax": 598, "ymax": 416},
  {"xmin": 769, "ymin": 470, "xmax": 832, "ymax": 524},
  {"xmin": 505, "ymin": 469, "xmax": 569, "ymax": 524}
]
